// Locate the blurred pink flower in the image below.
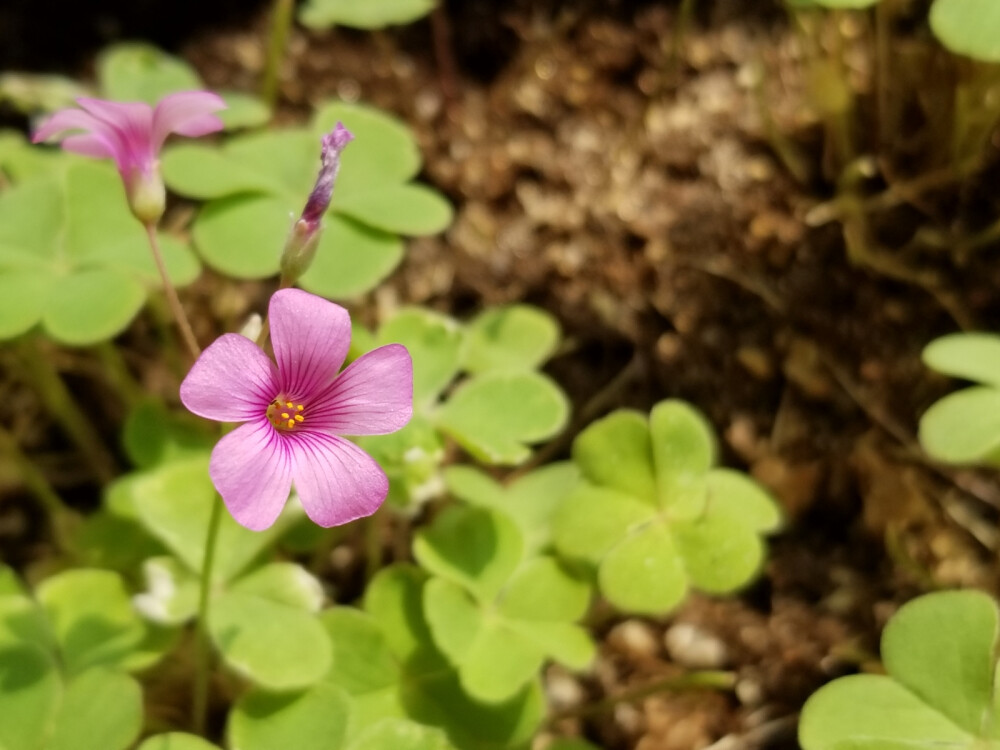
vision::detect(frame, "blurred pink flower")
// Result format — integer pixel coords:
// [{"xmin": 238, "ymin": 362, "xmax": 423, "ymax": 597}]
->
[
  {"xmin": 32, "ymin": 91, "xmax": 226, "ymax": 222},
  {"xmin": 180, "ymin": 288, "xmax": 413, "ymax": 531}
]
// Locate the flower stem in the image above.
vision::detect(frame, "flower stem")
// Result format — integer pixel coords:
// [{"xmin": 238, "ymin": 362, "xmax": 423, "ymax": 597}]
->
[
  {"xmin": 144, "ymin": 223, "xmax": 201, "ymax": 361},
  {"xmin": 94, "ymin": 341, "xmax": 144, "ymax": 409},
  {"xmin": 261, "ymin": 0, "xmax": 294, "ymax": 111},
  {"xmin": 17, "ymin": 338, "xmax": 117, "ymax": 484},
  {"xmin": 192, "ymin": 492, "xmax": 224, "ymax": 735}
]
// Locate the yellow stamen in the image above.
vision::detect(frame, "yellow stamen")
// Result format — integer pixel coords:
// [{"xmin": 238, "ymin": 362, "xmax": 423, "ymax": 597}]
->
[
  {"xmin": 286, "ymin": 401, "xmax": 294, "ymax": 408},
  {"xmin": 287, "ymin": 419, "xmax": 295, "ymax": 429},
  {"xmin": 281, "ymin": 412, "xmax": 290, "ymax": 419},
  {"xmin": 296, "ymin": 404, "xmax": 304, "ymax": 411},
  {"xmin": 294, "ymin": 414, "xmax": 304, "ymax": 423}
]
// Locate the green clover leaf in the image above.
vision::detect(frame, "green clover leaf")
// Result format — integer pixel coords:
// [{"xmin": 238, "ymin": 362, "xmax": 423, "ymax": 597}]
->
[
  {"xmin": 300, "ymin": 0, "xmax": 436, "ymax": 29},
  {"xmin": 920, "ymin": 333, "xmax": 1000, "ymax": 465},
  {"xmin": 414, "ymin": 508, "xmax": 593, "ymax": 703},
  {"xmin": 800, "ymin": 590, "xmax": 1000, "ymax": 749},
  {"xmin": 97, "ymin": 42, "xmax": 269, "ymax": 130},
  {"xmin": 552, "ymin": 399, "xmax": 781, "ymax": 615},
  {"xmin": 328, "ymin": 564, "xmax": 546, "ymax": 750},
  {"xmin": 0, "ymin": 161, "xmax": 198, "ymax": 344},
  {"xmin": 930, "ymin": 0, "xmax": 1000, "ymax": 63}
]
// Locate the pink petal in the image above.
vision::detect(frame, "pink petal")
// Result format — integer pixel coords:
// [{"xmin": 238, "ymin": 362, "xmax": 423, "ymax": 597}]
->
[
  {"xmin": 59, "ymin": 133, "xmax": 117, "ymax": 160},
  {"xmin": 151, "ymin": 91, "xmax": 226, "ymax": 149},
  {"xmin": 269, "ymin": 289, "xmax": 351, "ymax": 400},
  {"xmin": 32, "ymin": 108, "xmax": 107, "ymax": 143},
  {"xmin": 289, "ymin": 432, "xmax": 388, "ymax": 527},
  {"xmin": 210, "ymin": 420, "xmax": 293, "ymax": 531},
  {"xmin": 308, "ymin": 344, "xmax": 413, "ymax": 435},
  {"xmin": 180, "ymin": 333, "xmax": 278, "ymax": 422},
  {"xmin": 76, "ymin": 98, "xmax": 154, "ymax": 168}
]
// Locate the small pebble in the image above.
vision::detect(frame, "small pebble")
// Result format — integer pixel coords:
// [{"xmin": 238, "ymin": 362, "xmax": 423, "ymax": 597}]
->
[
  {"xmin": 608, "ymin": 619, "xmax": 660, "ymax": 659},
  {"xmin": 664, "ymin": 622, "xmax": 729, "ymax": 669}
]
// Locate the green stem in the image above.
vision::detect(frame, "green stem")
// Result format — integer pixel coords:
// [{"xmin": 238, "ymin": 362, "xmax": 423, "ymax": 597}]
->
[
  {"xmin": 549, "ymin": 670, "xmax": 735, "ymax": 723},
  {"xmin": 18, "ymin": 338, "xmax": 117, "ymax": 484},
  {"xmin": 193, "ymin": 493, "xmax": 225, "ymax": 735},
  {"xmin": 94, "ymin": 342, "xmax": 144, "ymax": 409},
  {"xmin": 261, "ymin": 0, "xmax": 295, "ymax": 111},
  {"xmin": 144, "ymin": 223, "xmax": 201, "ymax": 361},
  {"xmin": 0, "ymin": 423, "xmax": 76, "ymax": 554}
]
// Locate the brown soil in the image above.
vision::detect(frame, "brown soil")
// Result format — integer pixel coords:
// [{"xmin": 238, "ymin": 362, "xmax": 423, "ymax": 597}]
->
[{"xmin": 5, "ymin": 1, "xmax": 1000, "ymax": 748}]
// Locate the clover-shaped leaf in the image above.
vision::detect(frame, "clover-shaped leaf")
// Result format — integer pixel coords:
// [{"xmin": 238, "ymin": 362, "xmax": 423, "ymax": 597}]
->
[
  {"xmin": 461, "ymin": 305, "xmax": 561, "ymax": 375},
  {"xmin": 122, "ymin": 454, "xmax": 299, "ymax": 585},
  {"xmin": 377, "ymin": 308, "xmax": 463, "ymax": 407},
  {"xmin": 137, "ymin": 734, "xmax": 222, "ymax": 750},
  {"xmin": 0, "ymin": 129, "xmax": 71, "ymax": 183},
  {"xmin": 97, "ymin": 42, "xmax": 269, "ymax": 130},
  {"xmin": 444, "ymin": 462, "xmax": 580, "ymax": 555},
  {"xmin": 228, "ymin": 683, "xmax": 350, "ymax": 750},
  {"xmin": 415, "ymin": 508, "xmax": 593, "ymax": 703},
  {"xmin": 35, "ymin": 570, "xmax": 149, "ymax": 676},
  {"xmin": 800, "ymin": 590, "xmax": 1000, "ymax": 749},
  {"xmin": 0, "ymin": 161, "xmax": 198, "ymax": 344},
  {"xmin": 300, "ymin": 0, "xmax": 436, "ymax": 29},
  {"xmin": 352, "ymin": 565, "xmax": 546, "ymax": 750},
  {"xmin": 920, "ymin": 333, "xmax": 1000, "ymax": 465},
  {"xmin": 162, "ymin": 100, "xmax": 450, "ymax": 299},
  {"xmin": 553, "ymin": 399, "xmax": 781, "ymax": 615},
  {"xmin": 349, "ymin": 720, "xmax": 455, "ymax": 750},
  {"xmin": 0, "ymin": 581, "xmax": 144, "ymax": 750},
  {"xmin": 931, "ymin": 0, "xmax": 1000, "ymax": 63},
  {"xmin": 436, "ymin": 372, "xmax": 570, "ymax": 465}
]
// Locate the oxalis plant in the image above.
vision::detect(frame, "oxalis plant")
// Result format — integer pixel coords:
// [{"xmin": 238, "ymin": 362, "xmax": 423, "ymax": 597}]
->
[{"xmin": 0, "ymin": 81, "xmax": 782, "ymax": 750}]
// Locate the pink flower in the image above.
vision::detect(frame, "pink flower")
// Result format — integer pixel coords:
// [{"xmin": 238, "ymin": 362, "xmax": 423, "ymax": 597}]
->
[
  {"xmin": 180, "ymin": 289, "xmax": 413, "ymax": 530},
  {"xmin": 32, "ymin": 91, "xmax": 226, "ymax": 222}
]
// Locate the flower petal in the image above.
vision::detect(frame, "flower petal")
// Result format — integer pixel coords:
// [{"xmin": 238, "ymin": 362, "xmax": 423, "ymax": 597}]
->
[
  {"xmin": 308, "ymin": 344, "xmax": 413, "ymax": 435},
  {"xmin": 180, "ymin": 333, "xmax": 278, "ymax": 422},
  {"xmin": 32, "ymin": 108, "xmax": 108, "ymax": 143},
  {"xmin": 151, "ymin": 91, "xmax": 226, "ymax": 149},
  {"xmin": 269, "ymin": 288, "xmax": 351, "ymax": 399},
  {"xmin": 59, "ymin": 133, "xmax": 118, "ymax": 160},
  {"xmin": 210, "ymin": 420, "xmax": 293, "ymax": 531},
  {"xmin": 289, "ymin": 432, "xmax": 388, "ymax": 527},
  {"xmin": 76, "ymin": 98, "xmax": 154, "ymax": 169}
]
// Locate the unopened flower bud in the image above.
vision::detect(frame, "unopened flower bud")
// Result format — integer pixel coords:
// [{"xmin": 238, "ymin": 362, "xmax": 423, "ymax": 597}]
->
[{"xmin": 279, "ymin": 123, "xmax": 354, "ymax": 284}]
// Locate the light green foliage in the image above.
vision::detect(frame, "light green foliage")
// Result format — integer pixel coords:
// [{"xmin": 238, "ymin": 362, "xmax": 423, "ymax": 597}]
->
[
  {"xmin": 300, "ymin": 0, "xmax": 436, "ymax": 30},
  {"xmin": 930, "ymin": 0, "xmax": 1000, "ymax": 62},
  {"xmin": 787, "ymin": 0, "xmax": 881, "ymax": 8},
  {"xmin": 321, "ymin": 565, "xmax": 544, "ymax": 750},
  {"xmin": 800, "ymin": 590, "xmax": 1000, "ymax": 749},
  {"xmin": 0, "ymin": 567, "xmax": 148, "ymax": 750},
  {"xmin": 444, "ymin": 462, "xmax": 580, "ymax": 554},
  {"xmin": 415, "ymin": 507, "xmax": 593, "ymax": 703},
  {"xmin": 97, "ymin": 42, "xmax": 269, "ymax": 129},
  {"xmin": 0, "ymin": 73, "xmax": 87, "ymax": 115},
  {"xmin": 0, "ymin": 130, "xmax": 68, "ymax": 182},
  {"xmin": 114, "ymin": 454, "xmax": 330, "ymax": 690},
  {"xmin": 359, "ymin": 306, "xmax": 568, "ymax": 507},
  {"xmin": 121, "ymin": 399, "xmax": 215, "ymax": 470},
  {"xmin": 229, "ymin": 683, "xmax": 351, "ymax": 750},
  {"xmin": 552, "ymin": 400, "xmax": 781, "ymax": 615},
  {"xmin": 919, "ymin": 333, "xmax": 1000, "ymax": 465},
  {"xmin": 461, "ymin": 305, "xmax": 561, "ymax": 375},
  {"xmin": 137, "ymin": 734, "xmax": 222, "ymax": 750},
  {"xmin": 161, "ymin": 101, "xmax": 451, "ymax": 298},
  {"xmin": 0, "ymin": 161, "xmax": 198, "ymax": 344}
]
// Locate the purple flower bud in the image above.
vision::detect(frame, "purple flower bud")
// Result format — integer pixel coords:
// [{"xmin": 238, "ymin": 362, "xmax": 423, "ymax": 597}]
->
[{"xmin": 280, "ymin": 122, "xmax": 354, "ymax": 283}]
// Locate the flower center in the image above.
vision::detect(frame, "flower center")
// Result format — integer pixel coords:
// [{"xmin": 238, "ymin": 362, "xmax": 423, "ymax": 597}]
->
[{"xmin": 266, "ymin": 399, "xmax": 306, "ymax": 431}]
